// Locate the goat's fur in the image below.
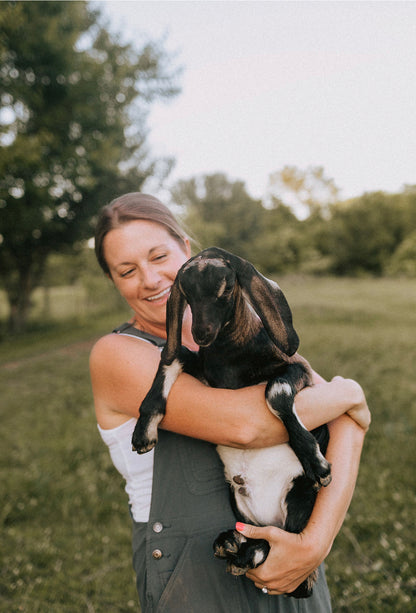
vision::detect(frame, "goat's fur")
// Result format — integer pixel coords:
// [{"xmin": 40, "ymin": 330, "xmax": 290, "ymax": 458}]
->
[{"xmin": 132, "ymin": 247, "xmax": 331, "ymax": 598}]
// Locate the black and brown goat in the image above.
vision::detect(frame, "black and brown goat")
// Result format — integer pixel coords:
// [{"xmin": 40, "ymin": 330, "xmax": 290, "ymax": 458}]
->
[{"xmin": 132, "ymin": 247, "xmax": 331, "ymax": 598}]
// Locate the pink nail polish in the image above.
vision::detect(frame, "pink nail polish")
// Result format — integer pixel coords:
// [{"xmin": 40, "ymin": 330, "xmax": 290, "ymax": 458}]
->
[{"xmin": 235, "ymin": 522, "xmax": 245, "ymax": 532}]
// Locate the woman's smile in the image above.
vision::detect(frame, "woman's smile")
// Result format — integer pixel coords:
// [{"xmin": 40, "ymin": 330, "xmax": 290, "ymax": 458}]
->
[{"xmin": 145, "ymin": 286, "xmax": 171, "ymax": 302}]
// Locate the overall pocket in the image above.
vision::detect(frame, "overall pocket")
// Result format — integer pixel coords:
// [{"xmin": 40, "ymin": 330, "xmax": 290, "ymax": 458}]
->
[{"xmin": 156, "ymin": 531, "xmax": 254, "ymax": 613}]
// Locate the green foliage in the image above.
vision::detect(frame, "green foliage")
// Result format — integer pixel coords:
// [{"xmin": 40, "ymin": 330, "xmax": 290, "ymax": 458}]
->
[
  {"xmin": 1, "ymin": 278, "xmax": 415, "ymax": 611},
  {"xmin": 387, "ymin": 230, "xmax": 416, "ymax": 277},
  {"xmin": 0, "ymin": 0, "xmax": 179, "ymax": 331},
  {"xmin": 268, "ymin": 165, "xmax": 340, "ymax": 219},
  {"xmin": 326, "ymin": 192, "xmax": 409, "ymax": 276},
  {"xmin": 172, "ymin": 173, "xmax": 264, "ymax": 259},
  {"xmin": 171, "ymin": 170, "xmax": 416, "ymax": 279},
  {"xmin": 250, "ymin": 198, "xmax": 305, "ymax": 274}
]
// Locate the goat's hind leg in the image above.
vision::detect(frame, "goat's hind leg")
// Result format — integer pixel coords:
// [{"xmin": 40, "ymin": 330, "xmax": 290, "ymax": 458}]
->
[
  {"xmin": 281, "ymin": 474, "xmax": 321, "ymax": 598},
  {"xmin": 213, "ymin": 528, "xmax": 270, "ymax": 576},
  {"xmin": 265, "ymin": 364, "xmax": 331, "ymax": 489}
]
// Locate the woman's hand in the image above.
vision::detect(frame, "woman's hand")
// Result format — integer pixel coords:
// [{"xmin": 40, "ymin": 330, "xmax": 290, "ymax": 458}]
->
[
  {"xmin": 311, "ymin": 370, "xmax": 371, "ymax": 433},
  {"xmin": 330, "ymin": 376, "xmax": 371, "ymax": 432},
  {"xmin": 237, "ymin": 522, "xmax": 328, "ymax": 595}
]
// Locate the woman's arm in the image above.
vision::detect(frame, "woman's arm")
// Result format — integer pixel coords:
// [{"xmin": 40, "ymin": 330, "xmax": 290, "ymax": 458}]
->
[
  {"xmin": 162, "ymin": 370, "xmax": 368, "ymax": 446},
  {"xmin": 90, "ymin": 334, "xmax": 369, "ymax": 445},
  {"xmin": 239, "ymin": 414, "xmax": 366, "ymax": 594}
]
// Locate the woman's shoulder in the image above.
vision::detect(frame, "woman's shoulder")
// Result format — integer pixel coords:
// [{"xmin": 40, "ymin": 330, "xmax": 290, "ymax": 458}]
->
[
  {"xmin": 90, "ymin": 328, "xmax": 160, "ymax": 372},
  {"xmin": 90, "ymin": 328, "xmax": 163, "ymax": 427}
]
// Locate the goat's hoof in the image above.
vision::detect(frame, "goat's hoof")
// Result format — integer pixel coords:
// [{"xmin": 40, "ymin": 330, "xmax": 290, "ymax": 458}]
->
[
  {"xmin": 312, "ymin": 472, "xmax": 332, "ymax": 491},
  {"xmin": 214, "ymin": 530, "xmax": 269, "ymax": 578},
  {"xmin": 131, "ymin": 435, "xmax": 157, "ymax": 454},
  {"xmin": 227, "ymin": 562, "xmax": 248, "ymax": 576},
  {"xmin": 308, "ymin": 456, "xmax": 331, "ymax": 489},
  {"xmin": 213, "ymin": 529, "xmax": 244, "ymax": 559},
  {"xmin": 319, "ymin": 472, "xmax": 332, "ymax": 487}
]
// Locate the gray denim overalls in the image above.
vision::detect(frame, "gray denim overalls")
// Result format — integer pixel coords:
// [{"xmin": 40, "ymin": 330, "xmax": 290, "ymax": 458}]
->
[{"xmin": 115, "ymin": 324, "xmax": 332, "ymax": 613}]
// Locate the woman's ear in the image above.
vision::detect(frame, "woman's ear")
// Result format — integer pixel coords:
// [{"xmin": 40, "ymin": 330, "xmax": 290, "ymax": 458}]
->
[{"xmin": 183, "ymin": 237, "xmax": 192, "ymax": 259}]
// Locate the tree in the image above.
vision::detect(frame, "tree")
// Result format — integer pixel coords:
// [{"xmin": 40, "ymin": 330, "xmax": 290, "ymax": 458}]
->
[
  {"xmin": 327, "ymin": 192, "xmax": 407, "ymax": 276},
  {"xmin": 267, "ymin": 165, "xmax": 339, "ymax": 220},
  {"xmin": 384, "ymin": 186, "xmax": 416, "ymax": 277},
  {"xmin": 0, "ymin": 1, "xmax": 180, "ymax": 331},
  {"xmin": 265, "ymin": 165, "xmax": 341, "ymax": 273},
  {"xmin": 250, "ymin": 197, "xmax": 305, "ymax": 274},
  {"xmin": 387, "ymin": 230, "xmax": 416, "ymax": 277},
  {"xmin": 171, "ymin": 173, "xmax": 264, "ymax": 260}
]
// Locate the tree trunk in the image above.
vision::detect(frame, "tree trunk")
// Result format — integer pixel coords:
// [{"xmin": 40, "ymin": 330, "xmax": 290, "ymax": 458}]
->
[{"xmin": 7, "ymin": 269, "xmax": 36, "ymax": 334}]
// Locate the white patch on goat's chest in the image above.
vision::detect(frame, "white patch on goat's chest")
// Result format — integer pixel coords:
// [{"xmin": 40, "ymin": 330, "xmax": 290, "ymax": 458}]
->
[{"xmin": 216, "ymin": 444, "xmax": 303, "ymax": 528}]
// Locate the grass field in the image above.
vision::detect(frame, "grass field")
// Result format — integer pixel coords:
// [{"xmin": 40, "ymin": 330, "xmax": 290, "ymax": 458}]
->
[{"xmin": 1, "ymin": 277, "xmax": 415, "ymax": 612}]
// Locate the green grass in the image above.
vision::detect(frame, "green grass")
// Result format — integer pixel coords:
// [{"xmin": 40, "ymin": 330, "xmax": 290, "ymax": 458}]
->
[{"xmin": 1, "ymin": 277, "xmax": 415, "ymax": 611}]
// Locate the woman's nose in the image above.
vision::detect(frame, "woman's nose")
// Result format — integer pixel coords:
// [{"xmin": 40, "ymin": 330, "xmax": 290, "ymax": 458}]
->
[{"xmin": 140, "ymin": 266, "xmax": 161, "ymax": 288}]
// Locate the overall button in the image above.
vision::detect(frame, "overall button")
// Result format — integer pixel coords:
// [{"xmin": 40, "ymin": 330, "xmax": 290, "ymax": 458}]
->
[
  {"xmin": 152, "ymin": 521, "xmax": 163, "ymax": 533},
  {"xmin": 152, "ymin": 549, "xmax": 163, "ymax": 560}
]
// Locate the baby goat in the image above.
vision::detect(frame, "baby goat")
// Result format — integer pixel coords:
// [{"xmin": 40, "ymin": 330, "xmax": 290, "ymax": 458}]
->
[{"xmin": 132, "ymin": 247, "xmax": 331, "ymax": 598}]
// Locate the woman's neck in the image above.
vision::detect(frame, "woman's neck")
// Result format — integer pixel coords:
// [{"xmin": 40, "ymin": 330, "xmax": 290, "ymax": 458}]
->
[
  {"xmin": 130, "ymin": 317, "xmax": 167, "ymax": 340},
  {"xmin": 131, "ymin": 309, "xmax": 199, "ymax": 352}
]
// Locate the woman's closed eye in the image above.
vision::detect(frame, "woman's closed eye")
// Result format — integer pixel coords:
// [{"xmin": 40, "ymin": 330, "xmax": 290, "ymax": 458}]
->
[
  {"xmin": 152, "ymin": 253, "xmax": 167, "ymax": 262},
  {"xmin": 120, "ymin": 268, "xmax": 135, "ymax": 277}
]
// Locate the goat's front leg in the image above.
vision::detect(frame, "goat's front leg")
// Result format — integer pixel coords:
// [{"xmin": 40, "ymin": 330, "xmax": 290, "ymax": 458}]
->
[
  {"xmin": 265, "ymin": 364, "xmax": 331, "ymax": 489},
  {"xmin": 132, "ymin": 347, "xmax": 199, "ymax": 453},
  {"xmin": 131, "ymin": 359, "xmax": 172, "ymax": 454},
  {"xmin": 132, "ymin": 348, "xmax": 192, "ymax": 453}
]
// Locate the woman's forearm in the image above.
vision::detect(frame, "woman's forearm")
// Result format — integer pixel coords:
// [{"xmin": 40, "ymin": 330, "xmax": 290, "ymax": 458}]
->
[
  {"xmin": 293, "ymin": 376, "xmax": 370, "ymax": 435},
  {"xmin": 302, "ymin": 414, "xmax": 366, "ymax": 557},
  {"xmin": 162, "ymin": 373, "xmax": 368, "ymax": 447}
]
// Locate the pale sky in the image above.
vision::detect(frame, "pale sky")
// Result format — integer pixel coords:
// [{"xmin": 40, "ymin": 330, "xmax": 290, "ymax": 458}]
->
[{"xmin": 97, "ymin": 0, "xmax": 416, "ymax": 202}]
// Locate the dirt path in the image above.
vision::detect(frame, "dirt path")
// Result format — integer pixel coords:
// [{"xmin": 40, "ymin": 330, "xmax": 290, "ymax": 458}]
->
[{"xmin": 1, "ymin": 338, "xmax": 97, "ymax": 370}]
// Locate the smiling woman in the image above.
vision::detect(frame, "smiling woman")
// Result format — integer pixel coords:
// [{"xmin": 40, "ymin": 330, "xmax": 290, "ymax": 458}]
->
[
  {"xmin": 103, "ymin": 220, "xmax": 191, "ymax": 336},
  {"xmin": 89, "ymin": 191, "xmax": 369, "ymax": 612},
  {"xmin": 94, "ymin": 193, "xmax": 195, "ymax": 342}
]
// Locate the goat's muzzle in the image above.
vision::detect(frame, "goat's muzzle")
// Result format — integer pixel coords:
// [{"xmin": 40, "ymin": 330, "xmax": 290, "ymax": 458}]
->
[{"xmin": 192, "ymin": 322, "xmax": 219, "ymax": 347}]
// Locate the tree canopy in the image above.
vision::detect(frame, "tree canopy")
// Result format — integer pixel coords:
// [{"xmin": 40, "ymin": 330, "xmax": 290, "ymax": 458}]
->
[
  {"xmin": 173, "ymin": 171, "xmax": 416, "ymax": 279},
  {"xmin": 0, "ymin": 1, "xmax": 415, "ymax": 334},
  {"xmin": 0, "ymin": 0, "xmax": 180, "ymax": 331},
  {"xmin": 172, "ymin": 173, "xmax": 264, "ymax": 258}
]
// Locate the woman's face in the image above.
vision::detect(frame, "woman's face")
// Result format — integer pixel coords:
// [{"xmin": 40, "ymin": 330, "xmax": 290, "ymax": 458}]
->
[{"xmin": 103, "ymin": 220, "xmax": 191, "ymax": 331}]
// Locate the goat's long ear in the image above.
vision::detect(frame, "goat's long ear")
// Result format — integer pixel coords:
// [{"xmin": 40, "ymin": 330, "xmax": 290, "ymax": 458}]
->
[
  {"xmin": 209, "ymin": 248, "xmax": 299, "ymax": 357},
  {"xmin": 163, "ymin": 278, "xmax": 187, "ymax": 362}
]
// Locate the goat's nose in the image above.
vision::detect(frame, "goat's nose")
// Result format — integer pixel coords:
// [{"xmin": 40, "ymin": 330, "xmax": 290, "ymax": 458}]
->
[
  {"xmin": 203, "ymin": 323, "xmax": 214, "ymax": 336},
  {"xmin": 193, "ymin": 322, "xmax": 217, "ymax": 346}
]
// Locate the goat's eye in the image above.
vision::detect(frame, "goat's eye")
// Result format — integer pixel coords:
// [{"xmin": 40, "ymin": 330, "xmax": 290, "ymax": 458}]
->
[{"xmin": 218, "ymin": 287, "xmax": 232, "ymax": 299}]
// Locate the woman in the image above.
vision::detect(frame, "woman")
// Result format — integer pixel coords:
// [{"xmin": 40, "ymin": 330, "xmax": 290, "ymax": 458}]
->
[{"xmin": 90, "ymin": 192, "xmax": 370, "ymax": 612}]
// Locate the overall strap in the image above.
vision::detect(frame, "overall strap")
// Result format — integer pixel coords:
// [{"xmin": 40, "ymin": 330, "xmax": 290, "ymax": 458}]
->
[{"xmin": 113, "ymin": 322, "xmax": 166, "ymax": 348}]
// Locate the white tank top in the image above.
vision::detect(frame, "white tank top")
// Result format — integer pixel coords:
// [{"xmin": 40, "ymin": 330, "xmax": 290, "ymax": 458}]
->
[{"xmin": 97, "ymin": 418, "xmax": 154, "ymax": 522}]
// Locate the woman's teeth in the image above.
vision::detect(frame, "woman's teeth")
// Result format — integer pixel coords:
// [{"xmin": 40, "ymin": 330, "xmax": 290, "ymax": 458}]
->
[{"xmin": 147, "ymin": 287, "xmax": 171, "ymax": 301}]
